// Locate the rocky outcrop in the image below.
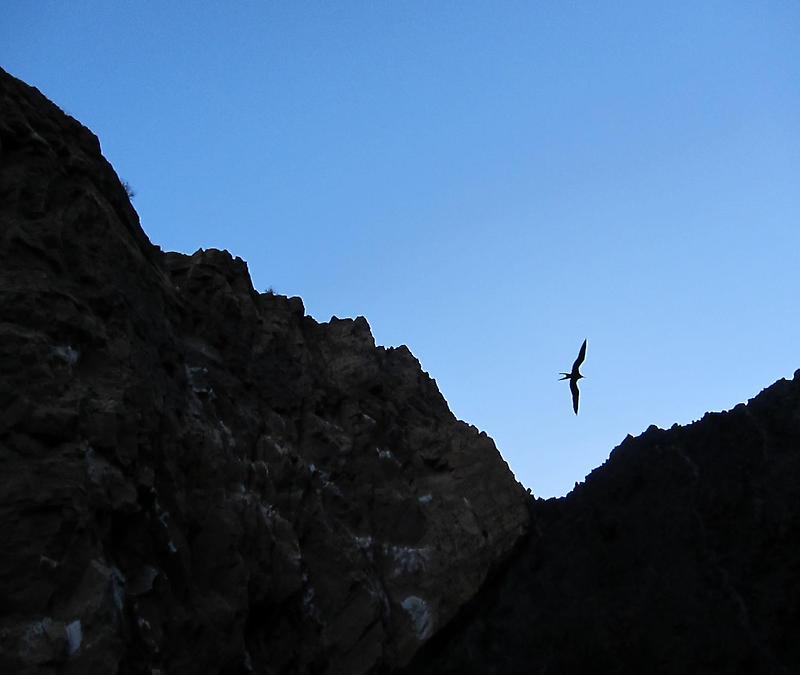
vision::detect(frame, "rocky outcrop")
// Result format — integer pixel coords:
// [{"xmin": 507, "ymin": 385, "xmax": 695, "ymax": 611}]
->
[
  {"xmin": 0, "ymin": 68, "xmax": 530, "ymax": 674},
  {"xmin": 6, "ymin": 65, "xmax": 800, "ymax": 675},
  {"xmin": 408, "ymin": 372, "xmax": 800, "ymax": 675}
]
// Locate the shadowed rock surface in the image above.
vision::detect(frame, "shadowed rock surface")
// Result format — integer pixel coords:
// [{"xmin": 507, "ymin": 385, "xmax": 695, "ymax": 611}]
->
[
  {"xmin": 0, "ymin": 68, "xmax": 530, "ymax": 674},
  {"xmin": 407, "ymin": 372, "xmax": 800, "ymax": 675}
]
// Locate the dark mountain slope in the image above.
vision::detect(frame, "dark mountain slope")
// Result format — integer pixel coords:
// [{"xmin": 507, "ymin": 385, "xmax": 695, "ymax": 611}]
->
[
  {"xmin": 0, "ymin": 68, "xmax": 529, "ymax": 674},
  {"xmin": 408, "ymin": 372, "xmax": 800, "ymax": 675},
  {"xmin": 3, "ymin": 65, "xmax": 800, "ymax": 675}
]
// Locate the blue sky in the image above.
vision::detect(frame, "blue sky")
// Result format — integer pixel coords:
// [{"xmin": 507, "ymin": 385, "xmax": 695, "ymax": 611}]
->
[{"xmin": 4, "ymin": 2, "xmax": 799, "ymax": 497}]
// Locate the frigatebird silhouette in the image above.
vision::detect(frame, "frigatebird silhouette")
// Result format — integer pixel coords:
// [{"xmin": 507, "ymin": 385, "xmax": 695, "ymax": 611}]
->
[{"xmin": 559, "ymin": 339, "xmax": 587, "ymax": 415}]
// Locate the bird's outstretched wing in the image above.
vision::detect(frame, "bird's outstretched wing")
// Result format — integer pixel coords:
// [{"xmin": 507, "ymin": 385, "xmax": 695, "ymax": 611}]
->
[
  {"xmin": 572, "ymin": 339, "xmax": 587, "ymax": 373},
  {"xmin": 570, "ymin": 378, "xmax": 580, "ymax": 415}
]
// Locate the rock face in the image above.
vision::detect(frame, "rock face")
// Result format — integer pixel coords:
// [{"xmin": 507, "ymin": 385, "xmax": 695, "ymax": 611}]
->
[
  {"xmin": 0, "ymin": 68, "xmax": 531, "ymax": 674},
  {"xmin": 5, "ymin": 66, "xmax": 800, "ymax": 675},
  {"xmin": 408, "ymin": 372, "xmax": 800, "ymax": 674}
]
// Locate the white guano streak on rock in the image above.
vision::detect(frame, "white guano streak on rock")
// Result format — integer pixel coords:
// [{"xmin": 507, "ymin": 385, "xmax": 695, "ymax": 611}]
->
[
  {"xmin": 353, "ymin": 535, "xmax": 374, "ymax": 549},
  {"xmin": 383, "ymin": 544, "xmax": 431, "ymax": 577},
  {"xmin": 401, "ymin": 596, "xmax": 433, "ymax": 640},
  {"xmin": 376, "ymin": 447, "xmax": 400, "ymax": 464},
  {"xmin": 83, "ymin": 445, "xmax": 103, "ymax": 483},
  {"xmin": 65, "ymin": 620, "xmax": 82, "ymax": 655},
  {"xmin": 53, "ymin": 344, "xmax": 79, "ymax": 367}
]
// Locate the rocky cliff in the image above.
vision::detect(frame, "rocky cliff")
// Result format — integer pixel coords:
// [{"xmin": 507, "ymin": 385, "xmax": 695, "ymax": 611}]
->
[
  {"xmin": 3, "ymin": 66, "xmax": 800, "ymax": 675},
  {"xmin": 0, "ymin": 68, "xmax": 530, "ymax": 674},
  {"xmin": 408, "ymin": 372, "xmax": 800, "ymax": 674}
]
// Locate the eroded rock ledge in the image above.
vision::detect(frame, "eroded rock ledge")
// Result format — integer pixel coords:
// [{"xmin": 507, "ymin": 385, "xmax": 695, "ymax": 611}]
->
[{"xmin": 0, "ymin": 68, "xmax": 530, "ymax": 674}]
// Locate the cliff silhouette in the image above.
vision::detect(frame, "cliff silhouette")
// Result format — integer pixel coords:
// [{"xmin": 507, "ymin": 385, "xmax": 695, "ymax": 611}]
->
[
  {"xmin": 1, "ymin": 67, "xmax": 799, "ymax": 674},
  {"xmin": 407, "ymin": 374, "xmax": 800, "ymax": 674}
]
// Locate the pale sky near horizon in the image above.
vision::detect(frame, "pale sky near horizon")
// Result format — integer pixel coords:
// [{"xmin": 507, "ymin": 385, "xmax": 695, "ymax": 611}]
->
[{"xmin": 4, "ymin": 2, "xmax": 799, "ymax": 497}]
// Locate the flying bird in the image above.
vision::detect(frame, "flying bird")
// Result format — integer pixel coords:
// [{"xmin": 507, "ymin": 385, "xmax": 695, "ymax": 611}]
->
[{"xmin": 559, "ymin": 339, "xmax": 587, "ymax": 415}]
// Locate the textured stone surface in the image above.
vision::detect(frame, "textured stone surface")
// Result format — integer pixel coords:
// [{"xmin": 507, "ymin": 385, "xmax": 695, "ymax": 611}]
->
[
  {"xmin": 408, "ymin": 372, "xmax": 800, "ymax": 675},
  {"xmin": 0, "ymin": 68, "xmax": 530, "ymax": 674}
]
